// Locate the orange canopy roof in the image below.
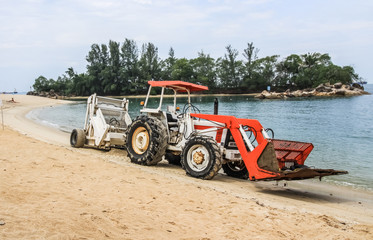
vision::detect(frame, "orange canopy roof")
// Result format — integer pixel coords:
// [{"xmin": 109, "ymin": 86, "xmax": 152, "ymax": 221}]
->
[{"xmin": 148, "ymin": 81, "xmax": 208, "ymax": 93}]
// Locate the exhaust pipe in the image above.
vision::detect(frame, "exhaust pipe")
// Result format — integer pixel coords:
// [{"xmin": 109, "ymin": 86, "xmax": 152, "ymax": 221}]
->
[{"xmin": 214, "ymin": 98, "xmax": 218, "ymax": 115}]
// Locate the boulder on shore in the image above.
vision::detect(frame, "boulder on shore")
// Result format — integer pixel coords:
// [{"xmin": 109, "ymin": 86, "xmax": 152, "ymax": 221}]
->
[
  {"xmin": 26, "ymin": 90, "xmax": 66, "ymax": 99},
  {"xmin": 255, "ymin": 90, "xmax": 284, "ymax": 99},
  {"xmin": 334, "ymin": 82, "xmax": 343, "ymax": 89}
]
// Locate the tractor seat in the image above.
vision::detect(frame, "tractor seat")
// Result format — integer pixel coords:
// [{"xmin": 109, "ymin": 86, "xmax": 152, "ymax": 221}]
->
[
  {"xmin": 167, "ymin": 113, "xmax": 178, "ymax": 122},
  {"xmin": 166, "ymin": 113, "xmax": 178, "ymax": 127}
]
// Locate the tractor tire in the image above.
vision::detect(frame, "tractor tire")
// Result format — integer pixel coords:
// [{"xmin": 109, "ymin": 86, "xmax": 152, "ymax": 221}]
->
[
  {"xmin": 165, "ymin": 152, "xmax": 181, "ymax": 166},
  {"xmin": 126, "ymin": 115, "xmax": 168, "ymax": 166},
  {"xmin": 181, "ymin": 137, "xmax": 222, "ymax": 180},
  {"xmin": 222, "ymin": 160, "xmax": 249, "ymax": 179},
  {"xmin": 70, "ymin": 129, "xmax": 85, "ymax": 148}
]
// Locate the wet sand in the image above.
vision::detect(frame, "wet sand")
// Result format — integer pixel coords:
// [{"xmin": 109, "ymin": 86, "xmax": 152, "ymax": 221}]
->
[{"xmin": 0, "ymin": 94, "xmax": 372, "ymax": 239}]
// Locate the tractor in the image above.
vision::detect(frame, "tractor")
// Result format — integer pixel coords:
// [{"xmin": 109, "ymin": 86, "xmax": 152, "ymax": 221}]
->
[{"xmin": 70, "ymin": 81, "xmax": 347, "ymax": 181}]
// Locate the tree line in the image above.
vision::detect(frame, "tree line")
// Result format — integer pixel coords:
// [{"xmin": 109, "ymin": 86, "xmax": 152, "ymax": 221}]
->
[{"xmin": 33, "ymin": 39, "xmax": 361, "ymax": 96}]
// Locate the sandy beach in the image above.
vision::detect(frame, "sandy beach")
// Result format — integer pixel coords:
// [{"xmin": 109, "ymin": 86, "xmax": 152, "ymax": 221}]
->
[{"xmin": 0, "ymin": 94, "xmax": 372, "ymax": 239}]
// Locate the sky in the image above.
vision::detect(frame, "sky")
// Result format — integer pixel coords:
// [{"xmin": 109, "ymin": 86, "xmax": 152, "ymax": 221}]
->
[{"xmin": 1, "ymin": 0, "xmax": 372, "ymax": 92}]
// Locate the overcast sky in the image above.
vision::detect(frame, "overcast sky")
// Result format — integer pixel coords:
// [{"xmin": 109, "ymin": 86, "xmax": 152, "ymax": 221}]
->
[{"xmin": 1, "ymin": 0, "xmax": 372, "ymax": 92}]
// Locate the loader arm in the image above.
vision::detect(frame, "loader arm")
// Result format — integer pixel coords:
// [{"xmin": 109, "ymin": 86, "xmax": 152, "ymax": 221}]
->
[
  {"xmin": 191, "ymin": 113, "xmax": 348, "ymax": 181},
  {"xmin": 191, "ymin": 113, "xmax": 281, "ymax": 180}
]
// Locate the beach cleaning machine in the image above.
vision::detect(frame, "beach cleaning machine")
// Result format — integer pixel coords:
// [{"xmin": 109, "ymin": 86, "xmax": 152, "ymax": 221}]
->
[{"xmin": 70, "ymin": 81, "xmax": 347, "ymax": 181}]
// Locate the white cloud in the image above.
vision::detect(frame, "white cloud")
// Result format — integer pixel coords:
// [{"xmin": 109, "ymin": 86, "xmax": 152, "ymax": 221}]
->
[
  {"xmin": 0, "ymin": 0, "xmax": 372, "ymax": 91},
  {"xmin": 133, "ymin": 0, "xmax": 152, "ymax": 4}
]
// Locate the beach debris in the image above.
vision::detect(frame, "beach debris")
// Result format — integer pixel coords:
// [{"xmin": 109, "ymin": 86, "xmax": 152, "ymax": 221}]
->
[{"xmin": 0, "ymin": 220, "xmax": 5, "ymax": 226}]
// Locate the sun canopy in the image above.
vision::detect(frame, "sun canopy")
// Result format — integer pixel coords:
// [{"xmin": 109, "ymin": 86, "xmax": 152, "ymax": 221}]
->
[{"xmin": 148, "ymin": 81, "xmax": 208, "ymax": 93}]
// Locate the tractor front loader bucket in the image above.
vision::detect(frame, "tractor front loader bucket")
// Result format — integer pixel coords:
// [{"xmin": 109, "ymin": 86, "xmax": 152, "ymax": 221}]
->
[
  {"xmin": 270, "ymin": 139, "xmax": 348, "ymax": 180},
  {"xmin": 191, "ymin": 113, "xmax": 348, "ymax": 181}
]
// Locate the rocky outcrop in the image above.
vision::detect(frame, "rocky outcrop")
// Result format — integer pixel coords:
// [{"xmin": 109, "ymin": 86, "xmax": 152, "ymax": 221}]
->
[
  {"xmin": 27, "ymin": 90, "xmax": 66, "ymax": 99},
  {"xmin": 255, "ymin": 83, "xmax": 370, "ymax": 99}
]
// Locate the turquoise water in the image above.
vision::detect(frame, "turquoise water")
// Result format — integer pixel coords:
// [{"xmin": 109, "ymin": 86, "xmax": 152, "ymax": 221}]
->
[{"xmin": 31, "ymin": 85, "xmax": 373, "ymax": 190}]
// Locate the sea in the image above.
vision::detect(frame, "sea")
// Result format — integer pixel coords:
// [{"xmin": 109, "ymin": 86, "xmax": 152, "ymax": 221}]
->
[{"xmin": 27, "ymin": 85, "xmax": 373, "ymax": 191}]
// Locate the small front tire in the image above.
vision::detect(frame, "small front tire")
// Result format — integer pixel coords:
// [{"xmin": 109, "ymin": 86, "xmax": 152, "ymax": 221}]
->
[
  {"xmin": 70, "ymin": 129, "xmax": 85, "ymax": 148},
  {"xmin": 181, "ymin": 137, "xmax": 222, "ymax": 180}
]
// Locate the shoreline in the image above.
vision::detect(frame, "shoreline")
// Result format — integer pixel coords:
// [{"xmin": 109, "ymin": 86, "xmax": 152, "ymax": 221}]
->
[
  {"xmin": 25, "ymin": 106, "xmax": 74, "ymax": 134},
  {"xmin": 26, "ymin": 101, "xmax": 373, "ymax": 193},
  {"xmin": 1, "ymin": 94, "xmax": 372, "ymax": 238},
  {"xmin": 0, "ymin": 94, "xmax": 71, "ymax": 146}
]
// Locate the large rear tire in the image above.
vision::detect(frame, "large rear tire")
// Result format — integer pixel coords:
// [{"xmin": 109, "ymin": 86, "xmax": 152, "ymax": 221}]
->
[
  {"xmin": 222, "ymin": 160, "xmax": 249, "ymax": 179},
  {"xmin": 181, "ymin": 137, "xmax": 222, "ymax": 180},
  {"xmin": 70, "ymin": 129, "xmax": 85, "ymax": 148},
  {"xmin": 126, "ymin": 115, "xmax": 167, "ymax": 166}
]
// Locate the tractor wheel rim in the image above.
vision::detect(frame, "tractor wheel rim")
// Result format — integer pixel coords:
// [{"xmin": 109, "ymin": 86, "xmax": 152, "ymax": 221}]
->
[
  {"xmin": 132, "ymin": 127, "xmax": 150, "ymax": 154},
  {"xmin": 187, "ymin": 144, "xmax": 209, "ymax": 172}
]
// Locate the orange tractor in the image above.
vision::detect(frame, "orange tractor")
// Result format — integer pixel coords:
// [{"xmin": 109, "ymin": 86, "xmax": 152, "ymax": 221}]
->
[{"xmin": 71, "ymin": 80, "xmax": 347, "ymax": 181}]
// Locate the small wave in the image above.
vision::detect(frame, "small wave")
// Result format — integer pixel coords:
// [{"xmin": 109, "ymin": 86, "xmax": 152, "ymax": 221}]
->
[
  {"xmin": 26, "ymin": 109, "xmax": 40, "ymax": 121},
  {"xmin": 59, "ymin": 125, "xmax": 74, "ymax": 133},
  {"xmin": 27, "ymin": 108, "xmax": 62, "ymax": 130},
  {"xmin": 323, "ymin": 178, "xmax": 373, "ymax": 192},
  {"xmin": 41, "ymin": 120, "xmax": 60, "ymax": 128}
]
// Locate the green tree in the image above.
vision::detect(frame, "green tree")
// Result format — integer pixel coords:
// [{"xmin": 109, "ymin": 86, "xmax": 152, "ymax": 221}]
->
[
  {"xmin": 33, "ymin": 75, "xmax": 51, "ymax": 92},
  {"xmin": 313, "ymin": 64, "xmax": 358, "ymax": 87},
  {"xmin": 86, "ymin": 44, "xmax": 109, "ymax": 94},
  {"xmin": 53, "ymin": 75, "xmax": 71, "ymax": 95},
  {"xmin": 242, "ymin": 42, "xmax": 259, "ymax": 90},
  {"xmin": 251, "ymin": 55, "xmax": 279, "ymax": 90},
  {"xmin": 138, "ymin": 42, "xmax": 161, "ymax": 92},
  {"xmin": 275, "ymin": 54, "xmax": 302, "ymax": 89},
  {"xmin": 100, "ymin": 40, "xmax": 121, "ymax": 95},
  {"xmin": 160, "ymin": 47, "xmax": 177, "ymax": 80},
  {"xmin": 32, "ymin": 38, "xmax": 363, "ymax": 96},
  {"xmin": 70, "ymin": 73, "xmax": 89, "ymax": 96},
  {"xmin": 216, "ymin": 45, "xmax": 243, "ymax": 88},
  {"xmin": 295, "ymin": 53, "xmax": 332, "ymax": 88},
  {"xmin": 190, "ymin": 51, "xmax": 216, "ymax": 89},
  {"xmin": 120, "ymin": 38, "xmax": 140, "ymax": 94},
  {"xmin": 171, "ymin": 58, "xmax": 194, "ymax": 82}
]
